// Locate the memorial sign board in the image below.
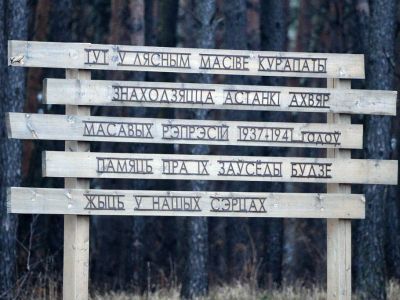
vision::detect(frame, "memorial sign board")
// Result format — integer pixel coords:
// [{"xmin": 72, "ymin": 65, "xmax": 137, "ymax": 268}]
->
[
  {"xmin": 42, "ymin": 151, "xmax": 397, "ymax": 185},
  {"xmin": 6, "ymin": 40, "xmax": 399, "ymax": 300},
  {"xmin": 7, "ymin": 112, "xmax": 363, "ymax": 149},
  {"xmin": 9, "ymin": 187, "xmax": 365, "ymax": 219},
  {"xmin": 45, "ymin": 78, "xmax": 396, "ymax": 115},
  {"xmin": 9, "ymin": 40, "xmax": 365, "ymax": 78}
]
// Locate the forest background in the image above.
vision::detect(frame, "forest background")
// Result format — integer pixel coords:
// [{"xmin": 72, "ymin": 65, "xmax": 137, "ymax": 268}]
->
[{"xmin": 0, "ymin": 0, "xmax": 399, "ymax": 299}]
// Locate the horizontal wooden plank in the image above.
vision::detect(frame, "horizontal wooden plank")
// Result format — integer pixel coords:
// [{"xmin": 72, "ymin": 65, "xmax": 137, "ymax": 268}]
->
[
  {"xmin": 7, "ymin": 112, "xmax": 363, "ymax": 149},
  {"xmin": 43, "ymin": 151, "xmax": 398, "ymax": 185},
  {"xmin": 44, "ymin": 79, "xmax": 397, "ymax": 116},
  {"xmin": 8, "ymin": 187, "xmax": 365, "ymax": 219},
  {"xmin": 9, "ymin": 40, "xmax": 365, "ymax": 78}
]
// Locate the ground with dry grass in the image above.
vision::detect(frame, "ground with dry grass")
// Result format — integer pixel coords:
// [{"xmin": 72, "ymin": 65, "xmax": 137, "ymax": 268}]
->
[{"xmin": 90, "ymin": 281, "xmax": 400, "ymax": 300}]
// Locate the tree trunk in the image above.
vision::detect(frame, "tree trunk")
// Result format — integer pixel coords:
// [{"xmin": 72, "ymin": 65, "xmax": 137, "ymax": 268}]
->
[
  {"xmin": 259, "ymin": 0, "xmax": 287, "ymax": 287},
  {"xmin": 128, "ymin": 0, "xmax": 148, "ymax": 291},
  {"xmin": 221, "ymin": 0, "xmax": 252, "ymax": 282},
  {"xmin": 377, "ymin": 0, "xmax": 400, "ymax": 282},
  {"xmin": 47, "ymin": 0, "xmax": 74, "ymax": 284},
  {"xmin": 146, "ymin": 0, "xmax": 178, "ymax": 84},
  {"xmin": 90, "ymin": 0, "xmax": 148, "ymax": 290},
  {"xmin": 0, "ymin": 0, "xmax": 28, "ymax": 298},
  {"xmin": 23, "ymin": 0, "xmax": 50, "ymax": 176},
  {"xmin": 153, "ymin": 0, "xmax": 180, "ymax": 288},
  {"xmin": 385, "ymin": 181, "xmax": 400, "ymax": 280},
  {"xmin": 180, "ymin": 0, "xmax": 216, "ymax": 298},
  {"xmin": 355, "ymin": 0, "xmax": 396, "ymax": 299}
]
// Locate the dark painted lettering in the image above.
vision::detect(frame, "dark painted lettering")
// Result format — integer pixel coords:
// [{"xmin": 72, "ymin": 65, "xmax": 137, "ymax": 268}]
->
[
  {"xmin": 84, "ymin": 48, "xmax": 109, "ymax": 65},
  {"xmin": 83, "ymin": 121, "xmax": 153, "ymax": 139},
  {"xmin": 112, "ymin": 85, "xmax": 215, "ymax": 105},
  {"xmin": 162, "ymin": 159, "xmax": 210, "ymax": 176},
  {"xmin": 97, "ymin": 157, "xmax": 153, "ymax": 174},
  {"xmin": 218, "ymin": 160, "xmax": 282, "ymax": 177},
  {"xmin": 133, "ymin": 195, "xmax": 202, "ymax": 212},
  {"xmin": 289, "ymin": 92, "xmax": 330, "ymax": 108},
  {"xmin": 117, "ymin": 49, "xmax": 191, "ymax": 69},
  {"xmin": 210, "ymin": 196, "xmax": 266, "ymax": 213},
  {"xmin": 223, "ymin": 90, "xmax": 280, "ymax": 107},
  {"xmin": 259, "ymin": 56, "xmax": 327, "ymax": 73},
  {"xmin": 238, "ymin": 126, "xmax": 293, "ymax": 143},
  {"xmin": 84, "ymin": 193, "xmax": 125, "ymax": 210},
  {"xmin": 162, "ymin": 124, "xmax": 229, "ymax": 141},
  {"xmin": 199, "ymin": 54, "xmax": 249, "ymax": 70},
  {"xmin": 291, "ymin": 162, "xmax": 332, "ymax": 178}
]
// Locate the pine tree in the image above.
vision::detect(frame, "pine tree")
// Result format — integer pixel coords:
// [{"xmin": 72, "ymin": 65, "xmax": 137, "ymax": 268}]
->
[
  {"xmin": 0, "ymin": 0, "xmax": 28, "ymax": 298},
  {"xmin": 355, "ymin": 0, "xmax": 397, "ymax": 298},
  {"xmin": 181, "ymin": 0, "xmax": 216, "ymax": 298}
]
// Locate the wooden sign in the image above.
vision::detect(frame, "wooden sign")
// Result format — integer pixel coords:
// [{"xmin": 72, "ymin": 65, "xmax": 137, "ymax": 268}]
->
[
  {"xmin": 9, "ymin": 40, "xmax": 365, "ymax": 78},
  {"xmin": 44, "ymin": 79, "xmax": 397, "ymax": 115},
  {"xmin": 43, "ymin": 151, "xmax": 398, "ymax": 185},
  {"xmin": 9, "ymin": 39, "xmax": 400, "ymax": 300},
  {"xmin": 7, "ymin": 112, "xmax": 363, "ymax": 149},
  {"xmin": 6, "ymin": 41, "xmax": 398, "ymax": 299},
  {"xmin": 8, "ymin": 187, "xmax": 365, "ymax": 219}
]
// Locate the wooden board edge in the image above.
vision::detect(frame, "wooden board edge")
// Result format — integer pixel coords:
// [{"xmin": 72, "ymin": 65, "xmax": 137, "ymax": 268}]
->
[
  {"xmin": 360, "ymin": 194, "xmax": 366, "ymax": 218},
  {"xmin": 393, "ymin": 161, "xmax": 399, "ymax": 184},
  {"xmin": 6, "ymin": 187, "xmax": 12, "ymax": 214},
  {"xmin": 392, "ymin": 90, "xmax": 398, "ymax": 115},
  {"xmin": 8, "ymin": 40, "xmax": 25, "ymax": 67},
  {"xmin": 360, "ymin": 124, "xmax": 364, "ymax": 141},
  {"xmin": 5, "ymin": 112, "xmax": 13, "ymax": 138},
  {"xmin": 360, "ymin": 55, "xmax": 366, "ymax": 79},
  {"xmin": 41, "ymin": 151, "xmax": 47, "ymax": 177},
  {"xmin": 382, "ymin": 90, "xmax": 398, "ymax": 116},
  {"xmin": 42, "ymin": 78, "xmax": 48, "ymax": 104},
  {"xmin": 386, "ymin": 90, "xmax": 398, "ymax": 116},
  {"xmin": 386, "ymin": 161, "xmax": 398, "ymax": 185},
  {"xmin": 7, "ymin": 40, "xmax": 13, "ymax": 66}
]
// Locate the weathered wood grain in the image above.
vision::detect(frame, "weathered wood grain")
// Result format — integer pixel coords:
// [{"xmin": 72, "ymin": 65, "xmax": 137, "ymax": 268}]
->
[
  {"xmin": 7, "ymin": 112, "xmax": 363, "ymax": 149},
  {"xmin": 42, "ymin": 151, "xmax": 398, "ymax": 185},
  {"xmin": 327, "ymin": 78, "xmax": 352, "ymax": 300},
  {"xmin": 7, "ymin": 187, "xmax": 365, "ymax": 219},
  {"xmin": 44, "ymin": 78, "xmax": 396, "ymax": 115},
  {"xmin": 9, "ymin": 40, "xmax": 365, "ymax": 78},
  {"xmin": 63, "ymin": 69, "xmax": 90, "ymax": 300}
]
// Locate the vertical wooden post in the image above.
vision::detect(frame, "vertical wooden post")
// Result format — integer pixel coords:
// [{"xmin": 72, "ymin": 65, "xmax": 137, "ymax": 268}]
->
[
  {"xmin": 63, "ymin": 69, "xmax": 91, "ymax": 300},
  {"xmin": 327, "ymin": 78, "xmax": 352, "ymax": 300}
]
